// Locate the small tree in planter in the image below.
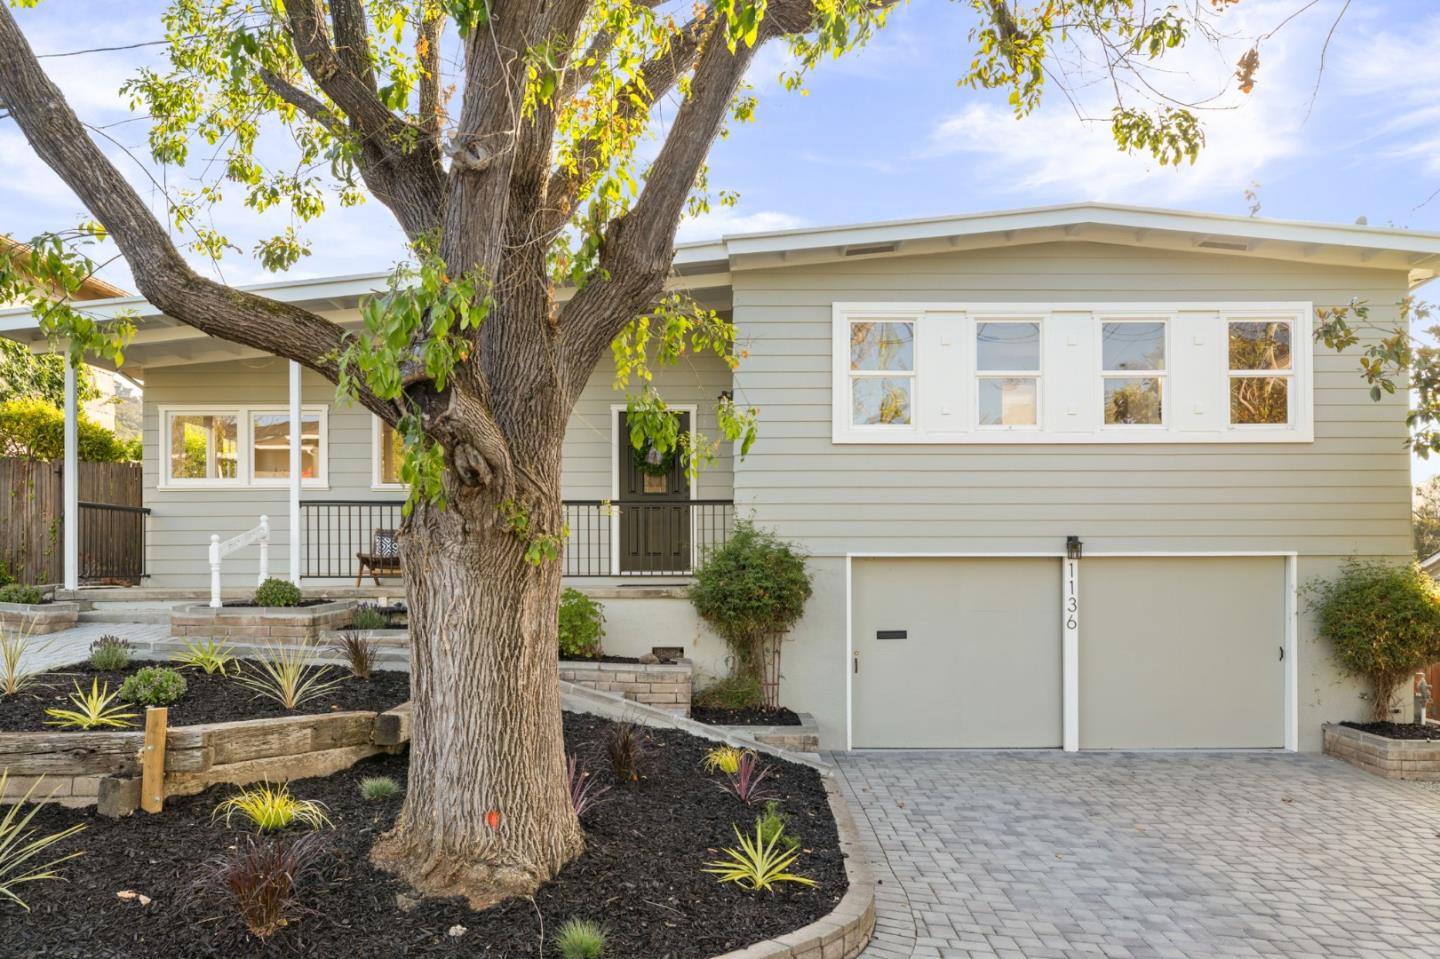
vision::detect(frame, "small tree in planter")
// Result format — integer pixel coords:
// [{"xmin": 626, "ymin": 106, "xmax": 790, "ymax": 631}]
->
[
  {"xmin": 1309, "ymin": 559, "xmax": 1440, "ymax": 721},
  {"xmin": 689, "ymin": 523, "xmax": 811, "ymax": 710}
]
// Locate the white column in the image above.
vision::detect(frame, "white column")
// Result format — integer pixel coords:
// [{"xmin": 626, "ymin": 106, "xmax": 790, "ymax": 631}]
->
[
  {"xmin": 62, "ymin": 360, "xmax": 79, "ymax": 591},
  {"xmin": 1061, "ymin": 556, "xmax": 1080, "ymax": 752},
  {"xmin": 288, "ymin": 361, "xmax": 302, "ymax": 586}
]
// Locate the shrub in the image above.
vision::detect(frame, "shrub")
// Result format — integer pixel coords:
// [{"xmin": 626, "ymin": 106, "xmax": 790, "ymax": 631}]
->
[
  {"xmin": 44, "ymin": 679, "xmax": 137, "ymax": 729},
  {"xmin": 358, "ymin": 777, "xmax": 401, "ymax": 802},
  {"xmin": 1308, "ymin": 559, "xmax": 1440, "ymax": 721},
  {"xmin": 172, "ymin": 638, "xmax": 236, "ymax": 675},
  {"xmin": 348, "ymin": 603, "xmax": 389, "ymax": 631},
  {"xmin": 193, "ymin": 833, "xmax": 327, "ymax": 940},
  {"xmin": 694, "ymin": 675, "xmax": 764, "ymax": 711},
  {"xmin": 703, "ymin": 821, "xmax": 816, "ymax": 892},
  {"xmin": 756, "ymin": 800, "xmax": 800, "ymax": 853},
  {"xmin": 0, "ymin": 772, "xmax": 86, "ymax": 910},
  {"xmin": 558, "ymin": 588, "xmax": 605, "ymax": 659},
  {"xmin": 118, "ymin": 666, "xmax": 188, "ymax": 706},
  {"xmin": 0, "ymin": 583, "xmax": 43, "ymax": 606},
  {"xmin": 88, "ymin": 634, "xmax": 132, "ymax": 671},
  {"xmin": 553, "ymin": 918, "xmax": 607, "ymax": 959},
  {"xmin": 253, "ymin": 577, "xmax": 303, "ymax": 608},
  {"xmin": 688, "ymin": 523, "xmax": 811, "ymax": 697},
  {"xmin": 717, "ymin": 752, "xmax": 777, "ymax": 807},
  {"xmin": 604, "ymin": 722, "xmax": 649, "ymax": 784},
  {"xmin": 232, "ymin": 638, "xmax": 347, "ymax": 710},
  {"xmin": 701, "ymin": 745, "xmax": 748, "ymax": 776},
  {"xmin": 567, "ymin": 754, "xmax": 610, "ymax": 818},
  {"xmin": 331, "ymin": 631, "xmax": 378, "ymax": 680},
  {"xmin": 214, "ymin": 782, "xmax": 332, "ymax": 832},
  {"xmin": 0, "ymin": 559, "xmax": 13, "ymax": 588},
  {"xmin": 0, "ymin": 626, "xmax": 47, "ymax": 696},
  {"xmin": 0, "ymin": 397, "xmax": 138, "ymax": 463}
]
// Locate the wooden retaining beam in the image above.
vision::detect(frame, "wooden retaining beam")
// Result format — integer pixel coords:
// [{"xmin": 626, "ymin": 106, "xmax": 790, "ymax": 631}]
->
[{"xmin": 141, "ymin": 707, "xmax": 167, "ymax": 813}]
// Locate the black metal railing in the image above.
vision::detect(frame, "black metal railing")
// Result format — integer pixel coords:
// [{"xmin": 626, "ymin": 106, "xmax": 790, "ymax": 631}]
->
[
  {"xmin": 300, "ymin": 498, "xmax": 734, "ymax": 580},
  {"xmin": 78, "ymin": 501, "xmax": 150, "ymax": 583}
]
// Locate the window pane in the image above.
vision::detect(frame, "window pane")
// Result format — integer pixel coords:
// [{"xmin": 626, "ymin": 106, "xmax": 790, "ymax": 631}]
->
[
  {"xmin": 1104, "ymin": 377, "xmax": 1163, "ymax": 425},
  {"xmin": 252, "ymin": 413, "xmax": 321, "ymax": 480},
  {"xmin": 379, "ymin": 422, "xmax": 404, "ymax": 484},
  {"xmin": 978, "ymin": 377, "xmax": 1037, "ymax": 426},
  {"xmin": 1230, "ymin": 376, "xmax": 1289, "ymax": 424},
  {"xmin": 852, "ymin": 377, "xmax": 912, "ymax": 425},
  {"xmin": 169, "ymin": 414, "xmax": 238, "ymax": 480},
  {"xmin": 976, "ymin": 322, "xmax": 1040, "ymax": 371},
  {"xmin": 1229, "ymin": 321, "xmax": 1291, "ymax": 370},
  {"xmin": 1102, "ymin": 322, "xmax": 1165, "ymax": 371},
  {"xmin": 849, "ymin": 321, "xmax": 914, "ymax": 371}
]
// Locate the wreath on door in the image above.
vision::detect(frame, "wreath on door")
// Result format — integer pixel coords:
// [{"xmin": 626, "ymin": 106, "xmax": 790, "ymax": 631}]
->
[{"xmin": 632, "ymin": 443, "xmax": 677, "ymax": 477}]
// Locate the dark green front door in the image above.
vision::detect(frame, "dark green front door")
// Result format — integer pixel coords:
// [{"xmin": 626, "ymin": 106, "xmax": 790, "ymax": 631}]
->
[{"xmin": 618, "ymin": 411, "xmax": 691, "ymax": 574}]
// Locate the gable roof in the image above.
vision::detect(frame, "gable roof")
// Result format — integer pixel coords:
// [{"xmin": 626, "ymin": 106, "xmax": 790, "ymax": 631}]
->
[{"xmin": 0, "ymin": 235, "xmax": 131, "ymax": 301}]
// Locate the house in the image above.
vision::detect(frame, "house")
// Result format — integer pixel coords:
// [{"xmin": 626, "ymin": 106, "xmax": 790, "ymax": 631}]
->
[{"xmin": 2, "ymin": 203, "xmax": 1435, "ymax": 752}]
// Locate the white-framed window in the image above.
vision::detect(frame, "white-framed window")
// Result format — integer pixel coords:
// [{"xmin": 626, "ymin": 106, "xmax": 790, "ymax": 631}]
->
[
  {"xmin": 160, "ymin": 405, "xmax": 328, "ymax": 488},
  {"xmin": 1227, "ymin": 318, "xmax": 1293, "ymax": 427},
  {"xmin": 975, "ymin": 319, "xmax": 1041, "ymax": 428},
  {"xmin": 1100, "ymin": 319, "xmax": 1167, "ymax": 427},
  {"xmin": 846, "ymin": 316, "xmax": 916, "ymax": 429},
  {"xmin": 372, "ymin": 418, "xmax": 406, "ymax": 490}
]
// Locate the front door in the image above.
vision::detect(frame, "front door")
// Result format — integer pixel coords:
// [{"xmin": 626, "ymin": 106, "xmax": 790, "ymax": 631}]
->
[{"xmin": 617, "ymin": 411, "xmax": 691, "ymax": 574}]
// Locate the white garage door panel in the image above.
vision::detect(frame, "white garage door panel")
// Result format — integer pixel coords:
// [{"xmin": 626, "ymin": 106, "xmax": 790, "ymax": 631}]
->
[
  {"xmin": 852, "ymin": 558, "xmax": 1061, "ymax": 748},
  {"xmin": 1079, "ymin": 557, "xmax": 1285, "ymax": 749}
]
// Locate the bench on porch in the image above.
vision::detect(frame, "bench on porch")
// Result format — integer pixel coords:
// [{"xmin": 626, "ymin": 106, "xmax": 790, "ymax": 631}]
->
[{"xmin": 355, "ymin": 528, "xmax": 402, "ymax": 586}]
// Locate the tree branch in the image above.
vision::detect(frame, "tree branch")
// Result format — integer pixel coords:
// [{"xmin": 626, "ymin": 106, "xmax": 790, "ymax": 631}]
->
[
  {"xmin": 0, "ymin": 6, "xmax": 395, "ymax": 424},
  {"xmin": 260, "ymin": 68, "xmax": 344, "ymax": 135},
  {"xmin": 417, "ymin": 8, "xmax": 444, "ymax": 143},
  {"xmin": 330, "ymin": 0, "xmax": 378, "ymax": 93}
]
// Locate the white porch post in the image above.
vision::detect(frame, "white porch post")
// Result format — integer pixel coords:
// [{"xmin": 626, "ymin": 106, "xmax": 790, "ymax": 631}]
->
[
  {"xmin": 62, "ymin": 359, "xmax": 79, "ymax": 591},
  {"xmin": 288, "ymin": 360, "xmax": 302, "ymax": 586}
]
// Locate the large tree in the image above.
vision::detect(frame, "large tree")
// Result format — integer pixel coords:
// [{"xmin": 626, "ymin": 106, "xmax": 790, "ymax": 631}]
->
[{"xmin": 0, "ymin": 0, "xmax": 1318, "ymax": 905}]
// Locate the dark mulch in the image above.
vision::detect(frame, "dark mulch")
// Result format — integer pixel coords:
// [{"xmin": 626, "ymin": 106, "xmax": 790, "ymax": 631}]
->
[
  {"xmin": 0, "ymin": 663, "xmax": 409, "ymax": 732},
  {"xmin": 559, "ymin": 653, "xmax": 641, "ymax": 664},
  {"xmin": 692, "ymin": 705, "xmax": 802, "ymax": 727},
  {"xmin": 221, "ymin": 599, "xmax": 336, "ymax": 609},
  {"xmin": 1341, "ymin": 720, "xmax": 1440, "ymax": 741},
  {"xmin": 10, "ymin": 712, "xmax": 845, "ymax": 959}
]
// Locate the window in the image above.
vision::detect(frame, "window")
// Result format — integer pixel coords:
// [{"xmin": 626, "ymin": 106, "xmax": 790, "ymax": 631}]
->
[
  {"xmin": 1228, "ymin": 320, "xmax": 1292, "ymax": 425},
  {"xmin": 374, "ymin": 419, "xmax": 405, "ymax": 488},
  {"xmin": 976, "ymin": 321, "xmax": 1039, "ymax": 427},
  {"xmin": 1101, "ymin": 320, "xmax": 1166, "ymax": 426},
  {"xmin": 848, "ymin": 319, "xmax": 914, "ymax": 427},
  {"xmin": 161, "ymin": 406, "xmax": 327, "ymax": 487}
]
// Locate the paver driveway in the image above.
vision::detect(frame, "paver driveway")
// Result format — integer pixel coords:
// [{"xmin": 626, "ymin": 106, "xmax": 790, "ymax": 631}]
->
[{"xmin": 833, "ymin": 750, "xmax": 1440, "ymax": 959}]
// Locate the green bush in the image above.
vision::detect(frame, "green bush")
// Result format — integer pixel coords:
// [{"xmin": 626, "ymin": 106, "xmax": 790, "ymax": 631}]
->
[
  {"xmin": 0, "ymin": 396, "xmax": 139, "ymax": 463},
  {"xmin": 553, "ymin": 918, "xmax": 607, "ymax": 959},
  {"xmin": 694, "ymin": 674, "xmax": 764, "ymax": 711},
  {"xmin": 0, "ymin": 560, "xmax": 13, "ymax": 588},
  {"xmin": 118, "ymin": 666, "xmax": 188, "ymax": 706},
  {"xmin": 253, "ymin": 578, "xmax": 302, "ymax": 608},
  {"xmin": 349, "ymin": 603, "xmax": 389, "ymax": 631},
  {"xmin": 88, "ymin": 635, "xmax": 132, "ymax": 671},
  {"xmin": 558, "ymin": 588, "xmax": 605, "ymax": 659},
  {"xmin": 756, "ymin": 800, "xmax": 800, "ymax": 853},
  {"xmin": 0, "ymin": 583, "xmax": 43, "ymax": 605},
  {"xmin": 689, "ymin": 522, "xmax": 811, "ymax": 691},
  {"xmin": 1308, "ymin": 559, "xmax": 1440, "ymax": 721}
]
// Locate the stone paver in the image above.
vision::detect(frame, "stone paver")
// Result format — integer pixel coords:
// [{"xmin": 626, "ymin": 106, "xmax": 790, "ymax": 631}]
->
[
  {"xmin": 19, "ymin": 622, "xmax": 172, "ymax": 671},
  {"xmin": 834, "ymin": 750, "xmax": 1440, "ymax": 959}
]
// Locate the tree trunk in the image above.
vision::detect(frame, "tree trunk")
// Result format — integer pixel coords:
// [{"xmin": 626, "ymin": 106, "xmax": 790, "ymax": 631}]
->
[{"xmin": 370, "ymin": 477, "xmax": 584, "ymax": 908}]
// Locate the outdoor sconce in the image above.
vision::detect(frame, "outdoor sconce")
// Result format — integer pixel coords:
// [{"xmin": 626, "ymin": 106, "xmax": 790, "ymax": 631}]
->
[{"xmin": 1066, "ymin": 535, "xmax": 1083, "ymax": 560}]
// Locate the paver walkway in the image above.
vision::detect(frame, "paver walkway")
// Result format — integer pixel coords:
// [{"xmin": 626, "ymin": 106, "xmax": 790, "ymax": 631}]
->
[
  {"xmin": 834, "ymin": 749, "xmax": 1440, "ymax": 959},
  {"xmin": 20, "ymin": 622, "xmax": 172, "ymax": 671}
]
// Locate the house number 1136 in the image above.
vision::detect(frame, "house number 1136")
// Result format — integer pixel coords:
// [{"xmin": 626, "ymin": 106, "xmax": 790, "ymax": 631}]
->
[{"xmin": 1064, "ymin": 559, "xmax": 1079, "ymax": 631}]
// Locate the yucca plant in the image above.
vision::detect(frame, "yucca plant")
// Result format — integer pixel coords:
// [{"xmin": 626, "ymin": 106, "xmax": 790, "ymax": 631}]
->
[
  {"xmin": 567, "ymin": 754, "xmax": 610, "ymax": 819},
  {"xmin": 193, "ymin": 832, "xmax": 327, "ymax": 939},
  {"xmin": 718, "ymin": 752, "xmax": 777, "ymax": 806},
  {"xmin": 0, "ymin": 625, "xmax": 48, "ymax": 697},
  {"xmin": 214, "ymin": 782, "xmax": 332, "ymax": 832},
  {"xmin": 703, "ymin": 821, "xmax": 817, "ymax": 893},
  {"xmin": 43, "ymin": 679, "xmax": 137, "ymax": 730},
  {"xmin": 702, "ymin": 745, "xmax": 748, "ymax": 776},
  {"xmin": 0, "ymin": 772, "xmax": 86, "ymax": 910},
  {"xmin": 553, "ymin": 917, "xmax": 608, "ymax": 959},
  {"xmin": 231, "ymin": 638, "xmax": 347, "ymax": 710},
  {"xmin": 172, "ymin": 638, "xmax": 237, "ymax": 676}
]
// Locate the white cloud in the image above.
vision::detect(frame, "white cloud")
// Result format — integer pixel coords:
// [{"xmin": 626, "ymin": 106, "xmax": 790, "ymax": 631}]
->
[{"xmin": 676, "ymin": 208, "xmax": 805, "ymax": 242}]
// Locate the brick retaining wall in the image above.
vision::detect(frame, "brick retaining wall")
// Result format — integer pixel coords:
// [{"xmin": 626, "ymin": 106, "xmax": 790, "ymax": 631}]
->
[
  {"xmin": 170, "ymin": 601, "xmax": 355, "ymax": 643},
  {"xmin": 558, "ymin": 659, "xmax": 693, "ymax": 716},
  {"xmin": 1322, "ymin": 722, "xmax": 1440, "ymax": 781},
  {"xmin": 0, "ymin": 601, "xmax": 79, "ymax": 635}
]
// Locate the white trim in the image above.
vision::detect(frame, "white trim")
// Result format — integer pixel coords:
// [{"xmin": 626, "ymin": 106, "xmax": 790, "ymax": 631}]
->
[
  {"xmin": 62, "ymin": 362, "xmax": 78, "ymax": 591},
  {"xmin": 831, "ymin": 301, "xmax": 1314, "ymax": 445},
  {"xmin": 844, "ymin": 550, "xmax": 1300, "ymax": 753},
  {"xmin": 609, "ymin": 403, "xmax": 699, "ymax": 576},
  {"xmin": 1062, "ymin": 557, "xmax": 1079, "ymax": 752},
  {"xmin": 158, "ymin": 403, "xmax": 329, "ymax": 490},
  {"xmin": 288, "ymin": 362, "xmax": 302, "ymax": 587},
  {"xmin": 371, "ymin": 417, "xmax": 407, "ymax": 491}
]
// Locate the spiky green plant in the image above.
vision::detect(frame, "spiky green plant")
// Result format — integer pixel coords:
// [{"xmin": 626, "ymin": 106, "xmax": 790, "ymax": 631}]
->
[
  {"xmin": 214, "ymin": 782, "xmax": 332, "ymax": 832},
  {"xmin": 172, "ymin": 637, "xmax": 237, "ymax": 675},
  {"xmin": 0, "ymin": 625, "xmax": 47, "ymax": 697},
  {"xmin": 43, "ymin": 679, "xmax": 137, "ymax": 730},
  {"xmin": 231, "ymin": 638, "xmax": 347, "ymax": 710},
  {"xmin": 553, "ymin": 917, "xmax": 607, "ymax": 959},
  {"xmin": 703, "ymin": 821, "xmax": 817, "ymax": 892},
  {"xmin": 0, "ymin": 772, "xmax": 86, "ymax": 910},
  {"xmin": 358, "ymin": 776, "xmax": 400, "ymax": 801}
]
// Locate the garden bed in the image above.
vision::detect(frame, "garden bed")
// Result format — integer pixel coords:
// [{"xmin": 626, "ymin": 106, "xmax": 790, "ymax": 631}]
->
[
  {"xmin": 11, "ymin": 712, "xmax": 851, "ymax": 959},
  {"xmin": 693, "ymin": 704, "xmax": 802, "ymax": 727},
  {"xmin": 558, "ymin": 657, "xmax": 693, "ymax": 716},
  {"xmin": 1323, "ymin": 721, "xmax": 1440, "ymax": 780},
  {"xmin": 171, "ymin": 601, "xmax": 355, "ymax": 643},
  {"xmin": 0, "ymin": 599, "xmax": 79, "ymax": 634},
  {"xmin": 1339, "ymin": 720, "xmax": 1440, "ymax": 741}
]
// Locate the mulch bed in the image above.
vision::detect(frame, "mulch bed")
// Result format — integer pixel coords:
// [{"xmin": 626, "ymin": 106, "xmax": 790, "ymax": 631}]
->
[
  {"xmin": 692, "ymin": 705, "xmax": 802, "ymax": 727},
  {"xmin": 560, "ymin": 653, "xmax": 642, "ymax": 664},
  {"xmin": 10, "ymin": 712, "xmax": 846, "ymax": 959},
  {"xmin": 1340, "ymin": 720, "xmax": 1440, "ymax": 741},
  {"xmin": 0, "ymin": 663, "xmax": 409, "ymax": 732},
  {"xmin": 221, "ymin": 599, "xmax": 336, "ymax": 608}
]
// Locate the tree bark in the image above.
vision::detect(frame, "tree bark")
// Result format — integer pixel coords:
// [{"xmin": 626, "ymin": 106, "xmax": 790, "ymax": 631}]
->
[{"xmin": 370, "ymin": 467, "xmax": 584, "ymax": 908}]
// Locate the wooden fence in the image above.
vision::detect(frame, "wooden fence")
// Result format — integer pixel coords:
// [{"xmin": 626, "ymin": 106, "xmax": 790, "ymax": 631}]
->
[{"xmin": 0, "ymin": 458, "xmax": 143, "ymax": 585}]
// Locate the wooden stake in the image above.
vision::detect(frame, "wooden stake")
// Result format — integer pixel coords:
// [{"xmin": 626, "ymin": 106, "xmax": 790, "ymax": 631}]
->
[{"xmin": 141, "ymin": 706, "xmax": 167, "ymax": 814}]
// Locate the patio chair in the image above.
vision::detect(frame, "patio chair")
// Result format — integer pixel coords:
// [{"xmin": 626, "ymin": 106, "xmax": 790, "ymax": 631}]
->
[{"xmin": 356, "ymin": 528, "xmax": 402, "ymax": 586}]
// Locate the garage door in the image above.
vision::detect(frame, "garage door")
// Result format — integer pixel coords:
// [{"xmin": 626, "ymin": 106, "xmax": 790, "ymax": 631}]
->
[
  {"xmin": 851, "ymin": 558, "xmax": 1061, "ymax": 748},
  {"xmin": 1079, "ymin": 557, "xmax": 1285, "ymax": 749}
]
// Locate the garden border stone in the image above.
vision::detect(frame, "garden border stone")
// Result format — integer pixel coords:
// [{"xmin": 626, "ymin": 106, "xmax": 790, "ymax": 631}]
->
[
  {"xmin": 559, "ymin": 657, "xmax": 693, "ymax": 716},
  {"xmin": 712, "ymin": 713, "xmax": 821, "ymax": 752},
  {"xmin": 0, "ymin": 600, "xmax": 79, "ymax": 634},
  {"xmin": 170, "ymin": 600, "xmax": 355, "ymax": 643},
  {"xmin": 1323, "ymin": 722, "xmax": 1440, "ymax": 781}
]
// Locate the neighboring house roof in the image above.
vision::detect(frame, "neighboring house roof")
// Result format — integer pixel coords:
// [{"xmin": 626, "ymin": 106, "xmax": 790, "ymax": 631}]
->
[
  {"xmin": 0, "ymin": 234, "xmax": 132, "ymax": 301},
  {"xmin": 1422, "ymin": 551, "xmax": 1440, "ymax": 577},
  {"xmin": 2, "ymin": 202, "xmax": 1438, "ymax": 370}
]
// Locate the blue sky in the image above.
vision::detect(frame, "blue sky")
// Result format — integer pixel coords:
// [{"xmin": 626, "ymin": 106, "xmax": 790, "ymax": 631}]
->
[{"xmin": 5, "ymin": 0, "xmax": 1440, "ymax": 477}]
